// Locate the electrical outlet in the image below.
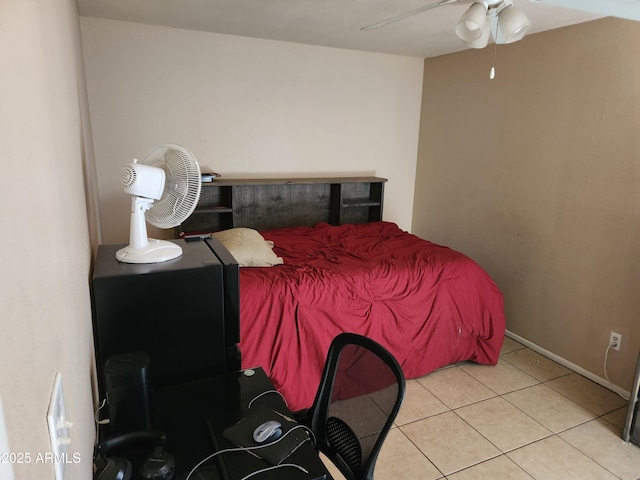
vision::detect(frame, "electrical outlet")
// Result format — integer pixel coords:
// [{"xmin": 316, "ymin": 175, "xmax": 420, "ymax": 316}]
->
[
  {"xmin": 47, "ymin": 373, "xmax": 72, "ymax": 480},
  {"xmin": 609, "ymin": 331, "xmax": 622, "ymax": 351}
]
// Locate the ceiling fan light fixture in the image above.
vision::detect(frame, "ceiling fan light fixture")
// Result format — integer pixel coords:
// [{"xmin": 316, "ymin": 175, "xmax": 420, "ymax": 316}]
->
[
  {"xmin": 455, "ymin": 2, "xmax": 488, "ymax": 42},
  {"xmin": 497, "ymin": 4, "xmax": 532, "ymax": 43},
  {"xmin": 465, "ymin": 20, "xmax": 492, "ymax": 48}
]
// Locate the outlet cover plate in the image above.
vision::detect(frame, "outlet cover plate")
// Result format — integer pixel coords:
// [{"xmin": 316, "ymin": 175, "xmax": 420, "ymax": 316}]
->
[
  {"xmin": 47, "ymin": 373, "xmax": 70, "ymax": 480},
  {"xmin": 0, "ymin": 397, "xmax": 15, "ymax": 480},
  {"xmin": 610, "ymin": 331, "xmax": 622, "ymax": 352}
]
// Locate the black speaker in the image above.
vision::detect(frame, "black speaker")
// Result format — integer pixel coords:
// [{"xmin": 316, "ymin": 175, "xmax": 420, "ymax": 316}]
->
[{"xmin": 105, "ymin": 352, "xmax": 152, "ymax": 436}]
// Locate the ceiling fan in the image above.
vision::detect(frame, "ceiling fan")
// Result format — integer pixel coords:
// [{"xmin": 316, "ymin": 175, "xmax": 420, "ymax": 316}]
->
[
  {"xmin": 362, "ymin": 0, "xmax": 533, "ymax": 51},
  {"xmin": 361, "ymin": 0, "xmax": 640, "ymax": 42},
  {"xmin": 361, "ymin": 0, "xmax": 640, "ymax": 77}
]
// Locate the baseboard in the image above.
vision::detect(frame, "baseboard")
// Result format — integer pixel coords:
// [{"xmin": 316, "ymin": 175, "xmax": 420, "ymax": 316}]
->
[{"xmin": 505, "ymin": 330, "xmax": 630, "ymax": 401}]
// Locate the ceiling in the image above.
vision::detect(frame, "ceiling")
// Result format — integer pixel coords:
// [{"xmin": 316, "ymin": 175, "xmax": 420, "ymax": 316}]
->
[{"xmin": 76, "ymin": 0, "xmax": 609, "ymax": 58}]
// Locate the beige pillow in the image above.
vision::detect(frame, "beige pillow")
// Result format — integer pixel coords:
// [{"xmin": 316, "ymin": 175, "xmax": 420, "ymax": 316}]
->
[{"xmin": 212, "ymin": 228, "xmax": 284, "ymax": 267}]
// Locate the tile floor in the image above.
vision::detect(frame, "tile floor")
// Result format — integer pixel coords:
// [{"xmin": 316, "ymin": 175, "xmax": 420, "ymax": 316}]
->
[{"xmin": 322, "ymin": 337, "xmax": 640, "ymax": 480}]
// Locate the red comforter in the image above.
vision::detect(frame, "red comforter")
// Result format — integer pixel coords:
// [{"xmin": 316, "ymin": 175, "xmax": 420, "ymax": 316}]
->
[{"xmin": 239, "ymin": 222, "xmax": 504, "ymax": 411}]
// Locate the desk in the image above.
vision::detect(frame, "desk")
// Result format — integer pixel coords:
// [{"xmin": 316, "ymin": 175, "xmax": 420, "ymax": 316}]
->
[{"xmin": 152, "ymin": 368, "xmax": 332, "ymax": 480}]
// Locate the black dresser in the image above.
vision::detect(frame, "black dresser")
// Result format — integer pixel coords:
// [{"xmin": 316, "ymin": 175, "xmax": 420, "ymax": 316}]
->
[{"xmin": 91, "ymin": 238, "xmax": 240, "ymax": 434}]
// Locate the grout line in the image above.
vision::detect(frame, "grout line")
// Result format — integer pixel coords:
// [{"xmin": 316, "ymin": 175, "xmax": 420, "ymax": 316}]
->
[
  {"xmin": 501, "ymin": 348, "xmax": 628, "ymax": 418},
  {"xmin": 442, "ymin": 455, "xmax": 537, "ymax": 480},
  {"xmin": 400, "ymin": 342, "xmax": 634, "ymax": 480},
  {"xmin": 549, "ymin": 433, "xmax": 625, "ymax": 480},
  {"xmin": 394, "ymin": 426, "xmax": 447, "ymax": 479},
  {"xmin": 505, "ymin": 330, "xmax": 630, "ymax": 400},
  {"xmin": 499, "ymin": 349, "xmax": 574, "ymax": 383}
]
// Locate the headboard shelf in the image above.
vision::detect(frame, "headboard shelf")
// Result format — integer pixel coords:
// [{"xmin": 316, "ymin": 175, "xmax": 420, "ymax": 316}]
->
[
  {"xmin": 177, "ymin": 176, "xmax": 387, "ymax": 236},
  {"xmin": 203, "ymin": 176, "xmax": 384, "ymax": 186}
]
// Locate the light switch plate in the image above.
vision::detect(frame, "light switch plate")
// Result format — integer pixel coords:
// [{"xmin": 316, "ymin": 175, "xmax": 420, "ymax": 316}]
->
[{"xmin": 47, "ymin": 373, "xmax": 72, "ymax": 480}]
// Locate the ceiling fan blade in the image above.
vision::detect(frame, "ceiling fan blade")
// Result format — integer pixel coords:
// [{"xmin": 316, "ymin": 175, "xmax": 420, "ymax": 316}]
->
[
  {"xmin": 531, "ymin": 0, "xmax": 640, "ymax": 21},
  {"xmin": 361, "ymin": 0, "xmax": 462, "ymax": 30}
]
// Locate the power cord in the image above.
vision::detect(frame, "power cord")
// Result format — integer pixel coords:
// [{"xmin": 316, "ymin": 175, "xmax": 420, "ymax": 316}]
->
[
  {"xmin": 184, "ymin": 424, "xmax": 314, "ymax": 480},
  {"xmin": 247, "ymin": 389, "xmax": 288, "ymax": 409},
  {"xmin": 94, "ymin": 398, "xmax": 110, "ymax": 444},
  {"xmin": 604, "ymin": 344, "xmax": 613, "ymax": 383},
  {"xmin": 94, "ymin": 399, "xmax": 110, "ymax": 426},
  {"xmin": 239, "ymin": 463, "xmax": 308, "ymax": 480},
  {"xmin": 603, "ymin": 344, "xmax": 629, "ymax": 400}
]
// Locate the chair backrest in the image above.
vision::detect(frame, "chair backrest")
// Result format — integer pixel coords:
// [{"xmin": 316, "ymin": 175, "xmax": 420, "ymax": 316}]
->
[{"xmin": 308, "ymin": 333, "xmax": 406, "ymax": 480}]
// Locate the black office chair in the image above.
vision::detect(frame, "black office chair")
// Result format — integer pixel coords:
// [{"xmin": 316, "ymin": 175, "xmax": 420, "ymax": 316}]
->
[{"xmin": 299, "ymin": 332, "xmax": 406, "ymax": 480}]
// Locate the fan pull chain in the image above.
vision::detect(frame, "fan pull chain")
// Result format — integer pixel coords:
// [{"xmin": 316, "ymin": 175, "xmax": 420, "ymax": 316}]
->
[{"xmin": 490, "ymin": 18, "xmax": 498, "ymax": 80}]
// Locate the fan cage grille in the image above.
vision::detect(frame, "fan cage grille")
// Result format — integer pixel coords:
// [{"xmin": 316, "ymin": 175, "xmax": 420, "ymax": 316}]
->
[{"xmin": 143, "ymin": 144, "xmax": 202, "ymax": 229}]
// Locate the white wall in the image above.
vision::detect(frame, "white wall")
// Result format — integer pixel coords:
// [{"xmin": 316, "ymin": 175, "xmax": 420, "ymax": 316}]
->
[
  {"xmin": 0, "ymin": 0, "xmax": 97, "ymax": 478},
  {"xmin": 79, "ymin": 17, "xmax": 424, "ymax": 243}
]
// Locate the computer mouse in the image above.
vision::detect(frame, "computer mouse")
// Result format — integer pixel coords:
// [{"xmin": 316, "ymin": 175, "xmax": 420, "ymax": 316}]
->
[{"xmin": 253, "ymin": 420, "xmax": 282, "ymax": 443}]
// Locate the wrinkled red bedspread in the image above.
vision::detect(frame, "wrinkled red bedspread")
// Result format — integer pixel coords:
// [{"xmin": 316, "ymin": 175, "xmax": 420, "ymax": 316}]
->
[{"xmin": 239, "ymin": 222, "xmax": 505, "ymax": 411}]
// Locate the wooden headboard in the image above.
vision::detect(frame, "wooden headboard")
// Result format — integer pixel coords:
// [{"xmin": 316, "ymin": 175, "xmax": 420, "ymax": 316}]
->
[{"xmin": 177, "ymin": 176, "xmax": 387, "ymax": 236}]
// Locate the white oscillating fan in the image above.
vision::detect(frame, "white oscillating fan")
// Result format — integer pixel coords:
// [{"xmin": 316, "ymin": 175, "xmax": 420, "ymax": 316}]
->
[{"xmin": 116, "ymin": 144, "xmax": 202, "ymax": 263}]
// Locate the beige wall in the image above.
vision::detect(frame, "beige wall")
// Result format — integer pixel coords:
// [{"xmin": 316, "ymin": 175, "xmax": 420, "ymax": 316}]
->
[
  {"xmin": 79, "ymin": 17, "xmax": 424, "ymax": 244},
  {"xmin": 0, "ymin": 0, "xmax": 98, "ymax": 479},
  {"xmin": 414, "ymin": 18, "xmax": 640, "ymax": 393}
]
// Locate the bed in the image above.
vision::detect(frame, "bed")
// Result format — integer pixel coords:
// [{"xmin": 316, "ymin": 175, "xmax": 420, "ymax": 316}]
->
[{"xmin": 222, "ymin": 220, "xmax": 505, "ymax": 411}]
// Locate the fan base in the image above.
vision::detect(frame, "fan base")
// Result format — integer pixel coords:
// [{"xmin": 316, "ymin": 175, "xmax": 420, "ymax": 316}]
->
[{"xmin": 116, "ymin": 239, "xmax": 182, "ymax": 264}]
